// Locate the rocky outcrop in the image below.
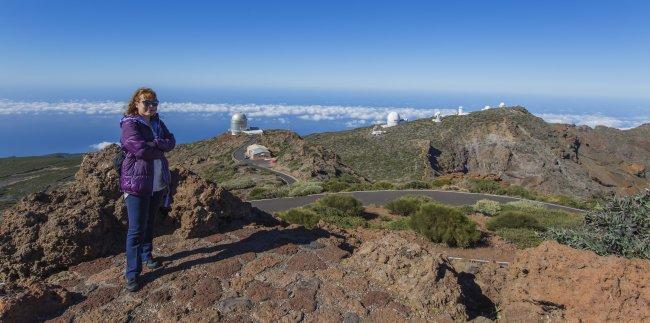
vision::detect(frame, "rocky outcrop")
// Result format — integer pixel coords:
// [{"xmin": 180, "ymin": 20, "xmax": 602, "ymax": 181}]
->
[
  {"xmin": 0, "ymin": 146, "xmax": 251, "ymax": 283},
  {"xmin": 500, "ymin": 241, "xmax": 650, "ymax": 322},
  {"xmin": 166, "ymin": 168, "xmax": 251, "ymax": 238},
  {"xmin": 308, "ymin": 107, "xmax": 650, "ymax": 197},
  {"xmin": 0, "ymin": 282, "xmax": 75, "ymax": 323},
  {"xmin": 345, "ymin": 232, "xmax": 501, "ymax": 320},
  {"xmin": 259, "ymin": 130, "xmax": 366, "ymax": 182}
]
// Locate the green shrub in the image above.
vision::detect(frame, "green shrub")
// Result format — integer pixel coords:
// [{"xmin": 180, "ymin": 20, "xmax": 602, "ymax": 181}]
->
[
  {"xmin": 316, "ymin": 194, "xmax": 364, "ymax": 217},
  {"xmin": 409, "ymin": 203, "xmax": 482, "ymax": 247},
  {"xmin": 429, "ymin": 178, "xmax": 453, "ymax": 188},
  {"xmin": 496, "ymin": 228, "xmax": 543, "ymax": 248},
  {"xmin": 473, "ymin": 199, "xmax": 501, "ymax": 216},
  {"xmin": 400, "ymin": 180, "xmax": 430, "ymax": 189},
  {"xmin": 220, "ymin": 177, "xmax": 256, "ymax": 190},
  {"xmin": 541, "ymin": 194, "xmax": 600, "ymax": 210},
  {"xmin": 287, "ymin": 181, "xmax": 323, "ymax": 197},
  {"xmin": 322, "ymin": 180, "xmax": 351, "ymax": 192},
  {"xmin": 503, "ymin": 200, "xmax": 546, "ymax": 211},
  {"xmin": 371, "ymin": 181, "xmax": 395, "ymax": 190},
  {"xmin": 249, "ymin": 187, "xmax": 268, "ymax": 199},
  {"xmin": 502, "ymin": 185, "xmax": 538, "ymax": 200},
  {"xmin": 385, "ymin": 195, "xmax": 431, "ymax": 216},
  {"xmin": 277, "ymin": 208, "xmax": 320, "ymax": 228},
  {"xmin": 548, "ymin": 191, "xmax": 649, "ymax": 259},
  {"xmin": 386, "ymin": 217, "xmax": 410, "ymax": 230},
  {"xmin": 320, "ymin": 214, "xmax": 367, "ymax": 229},
  {"xmin": 456, "ymin": 204, "xmax": 475, "ymax": 215},
  {"xmin": 468, "ymin": 178, "xmax": 502, "ymax": 194},
  {"xmin": 486, "ymin": 211, "xmax": 545, "ymax": 231}
]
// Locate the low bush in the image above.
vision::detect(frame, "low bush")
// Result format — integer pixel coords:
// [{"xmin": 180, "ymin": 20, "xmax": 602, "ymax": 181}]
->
[
  {"xmin": 385, "ymin": 195, "xmax": 431, "ymax": 216},
  {"xmin": 385, "ymin": 217, "xmax": 410, "ymax": 230},
  {"xmin": 548, "ymin": 191, "xmax": 649, "ymax": 259},
  {"xmin": 220, "ymin": 177, "xmax": 256, "ymax": 190},
  {"xmin": 496, "ymin": 228, "xmax": 543, "ymax": 248},
  {"xmin": 288, "ymin": 181, "xmax": 323, "ymax": 197},
  {"xmin": 409, "ymin": 203, "xmax": 482, "ymax": 247},
  {"xmin": 322, "ymin": 180, "xmax": 351, "ymax": 192},
  {"xmin": 371, "ymin": 181, "xmax": 395, "ymax": 190},
  {"xmin": 502, "ymin": 200, "xmax": 546, "ymax": 212},
  {"xmin": 467, "ymin": 178, "xmax": 503, "ymax": 194},
  {"xmin": 502, "ymin": 185, "xmax": 538, "ymax": 200},
  {"xmin": 473, "ymin": 199, "xmax": 501, "ymax": 216},
  {"xmin": 277, "ymin": 208, "xmax": 320, "ymax": 228},
  {"xmin": 316, "ymin": 194, "xmax": 364, "ymax": 217},
  {"xmin": 429, "ymin": 178, "xmax": 453, "ymax": 188},
  {"xmin": 399, "ymin": 180, "xmax": 430, "ymax": 189},
  {"xmin": 486, "ymin": 211, "xmax": 545, "ymax": 231}
]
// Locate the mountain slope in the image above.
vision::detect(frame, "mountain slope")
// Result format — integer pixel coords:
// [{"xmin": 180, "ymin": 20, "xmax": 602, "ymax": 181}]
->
[{"xmin": 307, "ymin": 107, "xmax": 649, "ymax": 197}]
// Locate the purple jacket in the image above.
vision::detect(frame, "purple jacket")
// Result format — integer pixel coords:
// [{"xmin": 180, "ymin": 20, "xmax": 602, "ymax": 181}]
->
[{"xmin": 119, "ymin": 114, "xmax": 175, "ymax": 200}]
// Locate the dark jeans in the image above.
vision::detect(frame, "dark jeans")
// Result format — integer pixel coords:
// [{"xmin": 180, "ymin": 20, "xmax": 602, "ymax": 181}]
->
[{"xmin": 125, "ymin": 189, "xmax": 165, "ymax": 280}]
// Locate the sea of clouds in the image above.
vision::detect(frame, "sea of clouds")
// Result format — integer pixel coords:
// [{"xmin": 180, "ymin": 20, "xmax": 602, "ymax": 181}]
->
[{"xmin": 1, "ymin": 99, "xmax": 648, "ymax": 130}]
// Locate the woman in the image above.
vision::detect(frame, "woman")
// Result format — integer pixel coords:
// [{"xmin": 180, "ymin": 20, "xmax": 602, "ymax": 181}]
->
[{"xmin": 119, "ymin": 87, "xmax": 175, "ymax": 292}]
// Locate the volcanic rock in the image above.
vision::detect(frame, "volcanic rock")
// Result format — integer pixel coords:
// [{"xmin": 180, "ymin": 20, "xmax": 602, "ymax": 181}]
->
[
  {"xmin": 500, "ymin": 240, "xmax": 650, "ymax": 322},
  {"xmin": 0, "ymin": 282, "xmax": 75, "ymax": 323},
  {"xmin": 0, "ymin": 145, "xmax": 251, "ymax": 283}
]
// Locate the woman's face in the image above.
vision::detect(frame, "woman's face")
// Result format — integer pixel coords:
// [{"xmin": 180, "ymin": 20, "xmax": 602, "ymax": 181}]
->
[{"xmin": 135, "ymin": 94, "xmax": 158, "ymax": 117}]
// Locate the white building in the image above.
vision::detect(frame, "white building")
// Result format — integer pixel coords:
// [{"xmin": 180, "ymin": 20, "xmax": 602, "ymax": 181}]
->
[
  {"xmin": 245, "ymin": 144, "xmax": 271, "ymax": 160},
  {"xmin": 231, "ymin": 113, "xmax": 263, "ymax": 135},
  {"xmin": 432, "ymin": 111, "xmax": 442, "ymax": 123},
  {"xmin": 371, "ymin": 124, "xmax": 386, "ymax": 135},
  {"xmin": 231, "ymin": 113, "xmax": 248, "ymax": 135},
  {"xmin": 482, "ymin": 105, "xmax": 491, "ymax": 110},
  {"xmin": 457, "ymin": 106, "xmax": 468, "ymax": 116},
  {"xmin": 382, "ymin": 111, "xmax": 405, "ymax": 128},
  {"xmin": 498, "ymin": 102, "xmax": 506, "ymax": 108}
]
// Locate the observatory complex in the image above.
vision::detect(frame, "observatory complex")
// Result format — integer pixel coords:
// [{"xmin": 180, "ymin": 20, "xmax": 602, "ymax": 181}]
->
[
  {"xmin": 230, "ymin": 113, "xmax": 263, "ymax": 135},
  {"xmin": 381, "ymin": 111, "xmax": 406, "ymax": 128}
]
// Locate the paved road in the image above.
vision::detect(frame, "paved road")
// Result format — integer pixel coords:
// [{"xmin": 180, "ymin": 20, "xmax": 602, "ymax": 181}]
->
[
  {"xmin": 251, "ymin": 189, "xmax": 585, "ymax": 214},
  {"xmin": 232, "ymin": 137, "xmax": 298, "ymax": 185}
]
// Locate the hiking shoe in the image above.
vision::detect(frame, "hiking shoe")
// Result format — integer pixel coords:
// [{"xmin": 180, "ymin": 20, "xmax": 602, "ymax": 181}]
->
[
  {"xmin": 125, "ymin": 278, "xmax": 139, "ymax": 292},
  {"xmin": 144, "ymin": 259, "xmax": 160, "ymax": 270}
]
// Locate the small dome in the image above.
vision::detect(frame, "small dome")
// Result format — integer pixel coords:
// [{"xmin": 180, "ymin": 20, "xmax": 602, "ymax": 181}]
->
[
  {"xmin": 386, "ymin": 111, "xmax": 402, "ymax": 126},
  {"xmin": 231, "ymin": 112, "xmax": 247, "ymax": 122}
]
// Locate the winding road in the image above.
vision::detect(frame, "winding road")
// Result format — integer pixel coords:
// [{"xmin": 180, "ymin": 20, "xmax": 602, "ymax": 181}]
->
[
  {"xmin": 232, "ymin": 137, "xmax": 298, "ymax": 185},
  {"xmin": 251, "ymin": 190, "xmax": 585, "ymax": 214},
  {"xmin": 232, "ymin": 140, "xmax": 584, "ymax": 214}
]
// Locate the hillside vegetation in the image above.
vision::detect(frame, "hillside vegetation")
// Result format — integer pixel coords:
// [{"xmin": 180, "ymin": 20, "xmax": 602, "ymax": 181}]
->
[{"xmin": 307, "ymin": 107, "xmax": 649, "ymax": 198}]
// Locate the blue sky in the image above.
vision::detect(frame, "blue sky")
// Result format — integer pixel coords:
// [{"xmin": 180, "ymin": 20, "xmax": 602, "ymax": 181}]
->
[{"xmin": 1, "ymin": 0, "xmax": 650, "ymax": 101}]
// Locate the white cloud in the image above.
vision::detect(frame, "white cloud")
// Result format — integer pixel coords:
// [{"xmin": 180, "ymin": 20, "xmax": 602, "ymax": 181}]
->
[
  {"xmin": 345, "ymin": 119, "xmax": 367, "ymax": 128},
  {"xmin": 537, "ymin": 113, "xmax": 649, "ymax": 129},
  {"xmin": 1, "ymin": 99, "xmax": 647, "ymax": 130},
  {"xmin": 90, "ymin": 141, "xmax": 118, "ymax": 150}
]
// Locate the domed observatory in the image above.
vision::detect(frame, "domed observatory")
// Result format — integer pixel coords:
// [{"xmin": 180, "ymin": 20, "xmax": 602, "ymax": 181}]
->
[
  {"xmin": 230, "ymin": 113, "xmax": 248, "ymax": 135},
  {"xmin": 498, "ymin": 102, "xmax": 507, "ymax": 108},
  {"xmin": 384, "ymin": 111, "xmax": 405, "ymax": 128},
  {"xmin": 432, "ymin": 111, "xmax": 442, "ymax": 123}
]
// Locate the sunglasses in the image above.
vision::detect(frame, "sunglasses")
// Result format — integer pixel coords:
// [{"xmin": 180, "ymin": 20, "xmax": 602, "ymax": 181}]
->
[{"xmin": 142, "ymin": 100, "xmax": 159, "ymax": 107}]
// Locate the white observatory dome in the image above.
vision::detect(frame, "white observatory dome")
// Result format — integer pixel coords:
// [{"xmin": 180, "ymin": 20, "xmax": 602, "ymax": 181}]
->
[
  {"xmin": 230, "ymin": 112, "xmax": 248, "ymax": 135},
  {"xmin": 386, "ymin": 111, "xmax": 402, "ymax": 127},
  {"xmin": 498, "ymin": 102, "xmax": 506, "ymax": 108}
]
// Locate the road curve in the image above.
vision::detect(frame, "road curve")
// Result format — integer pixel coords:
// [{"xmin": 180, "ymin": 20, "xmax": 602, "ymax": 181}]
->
[
  {"xmin": 232, "ymin": 137, "xmax": 298, "ymax": 185},
  {"xmin": 251, "ymin": 189, "xmax": 585, "ymax": 214}
]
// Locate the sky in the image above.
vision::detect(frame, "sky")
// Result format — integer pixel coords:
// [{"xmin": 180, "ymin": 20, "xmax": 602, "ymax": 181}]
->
[
  {"xmin": 1, "ymin": 0, "xmax": 650, "ymax": 100},
  {"xmin": 1, "ymin": 1, "xmax": 650, "ymax": 157}
]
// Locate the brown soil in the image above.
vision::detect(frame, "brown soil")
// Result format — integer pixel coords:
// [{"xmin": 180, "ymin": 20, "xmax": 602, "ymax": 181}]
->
[
  {"xmin": 1, "ymin": 146, "xmax": 649, "ymax": 322},
  {"xmin": 500, "ymin": 241, "xmax": 650, "ymax": 322}
]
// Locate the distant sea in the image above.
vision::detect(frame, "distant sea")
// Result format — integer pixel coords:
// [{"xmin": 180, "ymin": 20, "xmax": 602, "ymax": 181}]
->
[{"xmin": 1, "ymin": 89, "xmax": 649, "ymax": 157}]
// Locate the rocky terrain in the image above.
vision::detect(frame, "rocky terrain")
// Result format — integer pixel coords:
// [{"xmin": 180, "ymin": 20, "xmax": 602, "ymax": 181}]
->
[
  {"xmin": 1, "ymin": 135, "xmax": 649, "ymax": 322},
  {"xmin": 166, "ymin": 130, "xmax": 366, "ymax": 199},
  {"xmin": 307, "ymin": 107, "xmax": 650, "ymax": 197}
]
